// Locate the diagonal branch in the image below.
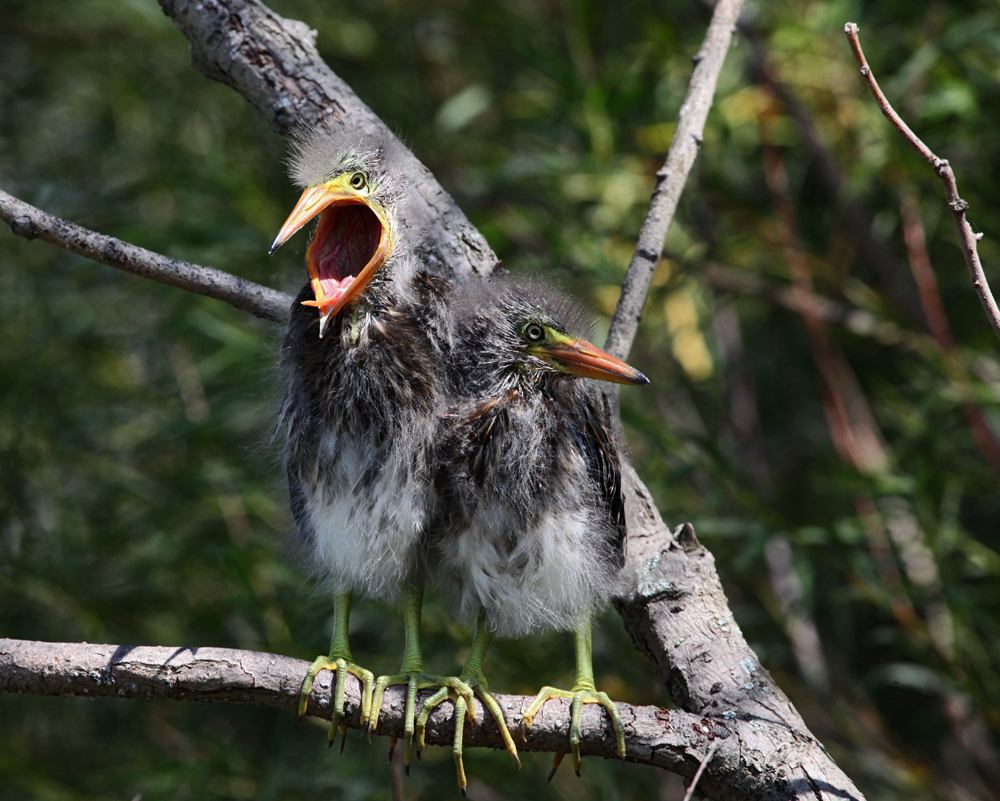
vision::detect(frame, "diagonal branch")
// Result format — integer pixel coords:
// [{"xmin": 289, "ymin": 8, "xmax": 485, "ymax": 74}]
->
[
  {"xmin": 0, "ymin": 189, "xmax": 291, "ymax": 323},
  {"xmin": 604, "ymin": 0, "xmax": 745, "ymax": 361},
  {"xmin": 844, "ymin": 22, "xmax": 1000, "ymax": 343}
]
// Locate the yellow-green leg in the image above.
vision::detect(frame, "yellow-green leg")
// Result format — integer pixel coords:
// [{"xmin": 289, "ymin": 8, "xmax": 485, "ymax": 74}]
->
[
  {"xmin": 416, "ymin": 609, "xmax": 521, "ymax": 791},
  {"xmin": 299, "ymin": 591, "xmax": 375, "ymax": 751},
  {"xmin": 522, "ymin": 614, "xmax": 626, "ymax": 776},
  {"xmin": 368, "ymin": 581, "xmax": 477, "ymax": 777}
]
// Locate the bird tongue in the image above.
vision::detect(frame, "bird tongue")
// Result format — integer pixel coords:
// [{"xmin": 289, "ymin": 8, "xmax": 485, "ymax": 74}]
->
[
  {"xmin": 310, "ymin": 274, "xmax": 355, "ymax": 310},
  {"xmin": 303, "ymin": 203, "xmax": 382, "ymax": 325}
]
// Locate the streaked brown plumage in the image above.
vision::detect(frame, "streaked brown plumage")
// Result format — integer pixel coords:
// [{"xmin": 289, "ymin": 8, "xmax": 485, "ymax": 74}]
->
[
  {"xmin": 423, "ymin": 275, "xmax": 648, "ymax": 775},
  {"xmin": 272, "ymin": 125, "xmax": 470, "ymax": 757}
]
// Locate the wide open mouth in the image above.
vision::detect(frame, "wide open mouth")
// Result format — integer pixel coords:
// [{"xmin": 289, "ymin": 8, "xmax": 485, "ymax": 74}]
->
[
  {"xmin": 304, "ymin": 201, "xmax": 384, "ymax": 314},
  {"xmin": 269, "ymin": 177, "xmax": 394, "ymax": 337}
]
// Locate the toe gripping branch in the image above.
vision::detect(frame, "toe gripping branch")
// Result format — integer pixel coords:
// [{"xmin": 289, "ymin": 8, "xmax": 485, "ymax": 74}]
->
[
  {"xmin": 521, "ymin": 616, "xmax": 627, "ymax": 778},
  {"xmin": 299, "ymin": 654, "xmax": 375, "ymax": 752},
  {"xmin": 297, "ymin": 592, "xmax": 375, "ymax": 753}
]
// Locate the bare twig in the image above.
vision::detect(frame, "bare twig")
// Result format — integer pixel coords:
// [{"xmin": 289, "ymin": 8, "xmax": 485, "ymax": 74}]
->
[
  {"xmin": 0, "ymin": 188, "xmax": 291, "ymax": 323},
  {"xmin": 844, "ymin": 22, "xmax": 1000, "ymax": 343},
  {"xmin": 604, "ymin": 0, "xmax": 745, "ymax": 361},
  {"xmin": 761, "ymin": 146, "xmax": 888, "ymax": 474},
  {"xmin": 682, "ymin": 740, "xmax": 719, "ymax": 801}
]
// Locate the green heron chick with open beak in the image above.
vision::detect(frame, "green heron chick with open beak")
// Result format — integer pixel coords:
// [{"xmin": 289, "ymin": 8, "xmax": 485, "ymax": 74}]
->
[
  {"xmin": 421, "ymin": 277, "xmax": 648, "ymax": 782},
  {"xmin": 271, "ymin": 125, "xmax": 476, "ymax": 755}
]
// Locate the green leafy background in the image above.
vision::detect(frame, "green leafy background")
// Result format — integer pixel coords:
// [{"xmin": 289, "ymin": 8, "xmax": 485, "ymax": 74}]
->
[{"xmin": 2, "ymin": 0, "xmax": 1000, "ymax": 799}]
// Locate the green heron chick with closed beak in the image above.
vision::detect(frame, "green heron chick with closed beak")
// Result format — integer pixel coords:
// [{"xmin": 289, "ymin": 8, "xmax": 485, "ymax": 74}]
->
[
  {"xmin": 271, "ymin": 125, "xmax": 476, "ymax": 755},
  {"xmin": 420, "ymin": 277, "xmax": 648, "ymax": 782}
]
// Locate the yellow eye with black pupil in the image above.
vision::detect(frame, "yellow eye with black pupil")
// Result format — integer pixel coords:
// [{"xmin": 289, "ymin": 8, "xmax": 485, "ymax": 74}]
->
[
  {"xmin": 524, "ymin": 323, "xmax": 545, "ymax": 343},
  {"xmin": 350, "ymin": 172, "xmax": 366, "ymax": 189}
]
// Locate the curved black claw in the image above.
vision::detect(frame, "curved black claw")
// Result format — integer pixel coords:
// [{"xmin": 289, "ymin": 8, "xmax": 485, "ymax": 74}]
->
[
  {"xmin": 547, "ymin": 752, "xmax": 566, "ymax": 783},
  {"xmin": 414, "ymin": 674, "xmax": 520, "ymax": 792},
  {"xmin": 369, "ymin": 672, "xmax": 476, "ymax": 775}
]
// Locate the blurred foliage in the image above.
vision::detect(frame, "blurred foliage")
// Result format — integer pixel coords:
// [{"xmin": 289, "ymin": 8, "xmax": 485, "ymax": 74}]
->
[{"xmin": 3, "ymin": 0, "xmax": 1000, "ymax": 799}]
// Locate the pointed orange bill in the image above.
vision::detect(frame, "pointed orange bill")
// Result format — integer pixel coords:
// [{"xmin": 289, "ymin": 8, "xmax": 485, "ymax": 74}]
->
[
  {"xmin": 269, "ymin": 176, "xmax": 394, "ymax": 337},
  {"xmin": 539, "ymin": 338, "xmax": 649, "ymax": 386}
]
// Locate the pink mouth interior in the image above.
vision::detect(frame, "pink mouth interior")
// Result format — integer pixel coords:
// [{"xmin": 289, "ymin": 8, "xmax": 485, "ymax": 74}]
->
[{"xmin": 308, "ymin": 203, "xmax": 382, "ymax": 310}]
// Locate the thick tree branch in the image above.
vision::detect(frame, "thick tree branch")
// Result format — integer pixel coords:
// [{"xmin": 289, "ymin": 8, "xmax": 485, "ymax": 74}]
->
[
  {"xmin": 1, "ymin": 1, "xmax": 864, "ymax": 798},
  {"xmin": 615, "ymin": 479, "xmax": 862, "ymax": 801},
  {"xmin": 604, "ymin": 0, "xmax": 745, "ymax": 361},
  {"xmin": 0, "ymin": 189, "xmax": 291, "ymax": 323},
  {"xmin": 845, "ymin": 22, "xmax": 1000, "ymax": 343},
  {"xmin": 0, "ymin": 638, "xmax": 724, "ymax": 778}
]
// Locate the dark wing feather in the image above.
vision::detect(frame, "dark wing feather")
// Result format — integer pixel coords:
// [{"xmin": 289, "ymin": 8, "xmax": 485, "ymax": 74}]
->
[
  {"xmin": 575, "ymin": 394, "xmax": 626, "ymax": 569},
  {"xmin": 466, "ymin": 392, "xmax": 516, "ymax": 487}
]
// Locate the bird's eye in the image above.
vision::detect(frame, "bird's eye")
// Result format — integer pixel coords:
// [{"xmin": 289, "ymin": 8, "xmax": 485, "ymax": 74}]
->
[
  {"xmin": 350, "ymin": 172, "xmax": 366, "ymax": 190},
  {"xmin": 523, "ymin": 323, "xmax": 545, "ymax": 343}
]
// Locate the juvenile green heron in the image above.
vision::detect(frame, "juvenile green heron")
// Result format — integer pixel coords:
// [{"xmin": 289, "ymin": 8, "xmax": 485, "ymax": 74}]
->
[
  {"xmin": 421, "ymin": 277, "xmax": 648, "ymax": 781},
  {"xmin": 270, "ymin": 124, "xmax": 477, "ymax": 755}
]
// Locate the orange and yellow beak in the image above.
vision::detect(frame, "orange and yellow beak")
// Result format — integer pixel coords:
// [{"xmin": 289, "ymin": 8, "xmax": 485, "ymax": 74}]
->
[
  {"xmin": 269, "ymin": 174, "xmax": 394, "ymax": 337},
  {"xmin": 533, "ymin": 335, "xmax": 649, "ymax": 386}
]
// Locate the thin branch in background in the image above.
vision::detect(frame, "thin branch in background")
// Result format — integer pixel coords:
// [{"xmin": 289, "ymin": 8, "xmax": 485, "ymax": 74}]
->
[
  {"xmin": 845, "ymin": 22, "xmax": 1000, "ymax": 343},
  {"xmin": 681, "ymin": 740, "xmax": 719, "ymax": 801},
  {"xmin": 714, "ymin": 299, "xmax": 831, "ymax": 692},
  {"xmin": 0, "ymin": 189, "xmax": 290, "ymax": 323},
  {"xmin": 898, "ymin": 188, "xmax": 1000, "ymax": 474},
  {"xmin": 392, "ymin": 740, "xmax": 405, "ymax": 801},
  {"xmin": 899, "ymin": 189, "xmax": 955, "ymax": 351},
  {"xmin": 702, "ymin": 262, "xmax": 913, "ymax": 347},
  {"xmin": 852, "ymin": 496, "xmax": 918, "ymax": 630},
  {"xmin": 604, "ymin": 0, "xmax": 745, "ymax": 361},
  {"xmin": 712, "ymin": 300, "xmax": 775, "ymax": 499}
]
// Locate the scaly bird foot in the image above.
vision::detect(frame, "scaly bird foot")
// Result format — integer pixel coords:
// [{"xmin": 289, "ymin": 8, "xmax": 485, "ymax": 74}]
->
[
  {"xmin": 299, "ymin": 655, "xmax": 375, "ymax": 750},
  {"xmin": 415, "ymin": 673, "xmax": 520, "ymax": 793},
  {"xmin": 368, "ymin": 672, "xmax": 477, "ymax": 776},
  {"xmin": 522, "ymin": 685, "xmax": 626, "ymax": 776}
]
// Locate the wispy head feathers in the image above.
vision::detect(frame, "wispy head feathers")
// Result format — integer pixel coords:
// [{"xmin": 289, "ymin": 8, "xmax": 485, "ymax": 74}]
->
[
  {"xmin": 285, "ymin": 122, "xmax": 410, "ymax": 211},
  {"xmin": 451, "ymin": 275, "xmax": 595, "ymax": 343}
]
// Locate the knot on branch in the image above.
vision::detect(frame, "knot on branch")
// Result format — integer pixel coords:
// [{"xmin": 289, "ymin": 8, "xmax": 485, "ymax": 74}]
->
[
  {"xmin": 636, "ymin": 245, "xmax": 661, "ymax": 264},
  {"xmin": 103, "ymin": 238, "xmax": 125, "ymax": 264},
  {"xmin": 933, "ymin": 158, "xmax": 950, "ymax": 176},
  {"xmin": 10, "ymin": 214, "xmax": 38, "ymax": 240},
  {"xmin": 949, "ymin": 198, "xmax": 970, "ymax": 213},
  {"xmin": 692, "ymin": 716, "xmax": 732, "ymax": 740},
  {"xmin": 672, "ymin": 522, "xmax": 701, "ymax": 553}
]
